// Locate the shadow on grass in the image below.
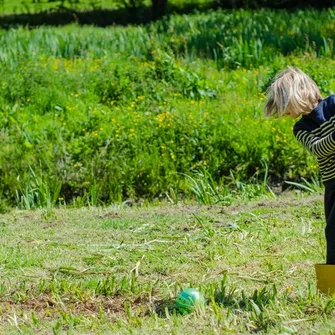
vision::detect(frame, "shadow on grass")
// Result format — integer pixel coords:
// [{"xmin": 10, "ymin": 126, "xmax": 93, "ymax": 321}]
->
[
  {"xmin": 214, "ymin": 284, "xmax": 278, "ymax": 310},
  {"xmin": 1, "ymin": 1, "xmax": 330, "ymax": 29},
  {"xmin": 151, "ymin": 298, "xmax": 182, "ymax": 317},
  {"xmin": 0, "ymin": 4, "xmax": 214, "ymax": 29}
]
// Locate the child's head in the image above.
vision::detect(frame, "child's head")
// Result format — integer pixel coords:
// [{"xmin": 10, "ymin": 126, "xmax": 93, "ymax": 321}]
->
[{"xmin": 264, "ymin": 66, "xmax": 322, "ymax": 119}]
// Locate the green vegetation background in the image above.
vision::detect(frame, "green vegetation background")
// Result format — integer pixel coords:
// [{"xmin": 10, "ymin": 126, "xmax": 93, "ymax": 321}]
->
[{"xmin": 0, "ymin": 8, "xmax": 335, "ymax": 210}]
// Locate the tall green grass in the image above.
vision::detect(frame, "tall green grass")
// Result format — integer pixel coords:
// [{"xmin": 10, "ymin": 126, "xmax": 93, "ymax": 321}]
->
[
  {"xmin": 1, "ymin": 52, "xmax": 329, "ymax": 209},
  {"xmin": 0, "ymin": 9, "xmax": 334, "ymax": 208},
  {"xmin": 1, "ymin": 9, "xmax": 335, "ymax": 68}
]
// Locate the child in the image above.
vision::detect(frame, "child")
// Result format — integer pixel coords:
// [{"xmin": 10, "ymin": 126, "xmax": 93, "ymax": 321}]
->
[{"xmin": 264, "ymin": 66, "xmax": 335, "ymax": 265}]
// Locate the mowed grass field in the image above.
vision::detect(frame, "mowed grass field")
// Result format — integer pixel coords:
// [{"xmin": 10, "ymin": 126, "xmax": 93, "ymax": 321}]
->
[{"xmin": 1, "ymin": 192, "xmax": 335, "ymax": 334}]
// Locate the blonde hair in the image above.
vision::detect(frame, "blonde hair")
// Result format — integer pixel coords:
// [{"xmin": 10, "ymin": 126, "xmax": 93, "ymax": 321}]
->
[{"xmin": 264, "ymin": 66, "xmax": 322, "ymax": 118}]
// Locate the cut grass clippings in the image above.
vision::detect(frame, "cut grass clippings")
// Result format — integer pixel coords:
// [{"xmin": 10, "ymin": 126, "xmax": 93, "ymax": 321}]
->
[{"xmin": 0, "ymin": 192, "xmax": 334, "ymax": 334}]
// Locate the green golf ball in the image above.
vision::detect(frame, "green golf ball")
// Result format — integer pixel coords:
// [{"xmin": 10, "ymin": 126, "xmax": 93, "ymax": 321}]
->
[{"xmin": 176, "ymin": 288, "xmax": 205, "ymax": 313}]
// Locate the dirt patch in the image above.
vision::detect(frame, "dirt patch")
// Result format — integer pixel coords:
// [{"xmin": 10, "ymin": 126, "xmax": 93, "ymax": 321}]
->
[{"xmin": 0, "ymin": 293, "xmax": 151, "ymax": 319}]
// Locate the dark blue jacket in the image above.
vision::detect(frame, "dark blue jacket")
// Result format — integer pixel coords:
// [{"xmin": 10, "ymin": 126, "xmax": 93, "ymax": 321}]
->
[{"xmin": 293, "ymin": 95, "xmax": 335, "ymax": 182}]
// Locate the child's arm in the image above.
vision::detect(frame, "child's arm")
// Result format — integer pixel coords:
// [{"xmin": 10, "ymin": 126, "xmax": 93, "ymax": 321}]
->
[{"xmin": 295, "ymin": 129, "xmax": 335, "ymax": 158}]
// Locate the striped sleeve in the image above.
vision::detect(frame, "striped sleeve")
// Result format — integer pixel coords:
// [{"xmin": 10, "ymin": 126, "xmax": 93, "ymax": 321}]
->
[{"xmin": 295, "ymin": 129, "xmax": 335, "ymax": 158}]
